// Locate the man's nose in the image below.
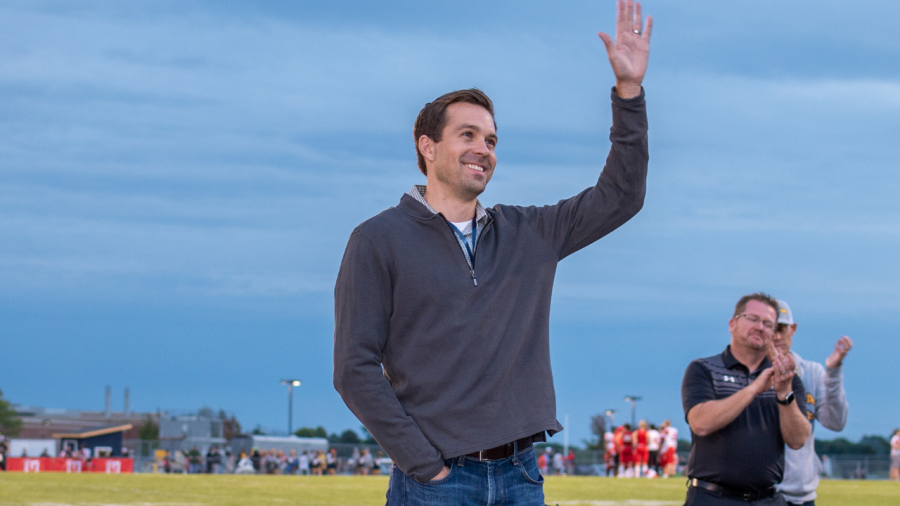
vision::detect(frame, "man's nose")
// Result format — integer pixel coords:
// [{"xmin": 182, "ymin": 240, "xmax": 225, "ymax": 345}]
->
[{"xmin": 471, "ymin": 138, "xmax": 490, "ymax": 155}]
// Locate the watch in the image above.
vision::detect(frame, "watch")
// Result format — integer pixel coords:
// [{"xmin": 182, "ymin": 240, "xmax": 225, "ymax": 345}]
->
[{"xmin": 776, "ymin": 391, "xmax": 795, "ymax": 405}]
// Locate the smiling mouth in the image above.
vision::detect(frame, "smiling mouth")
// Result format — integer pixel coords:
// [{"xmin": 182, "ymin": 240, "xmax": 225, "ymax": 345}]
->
[{"xmin": 463, "ymin": 163, "xmax": 485, "ymax": 172}]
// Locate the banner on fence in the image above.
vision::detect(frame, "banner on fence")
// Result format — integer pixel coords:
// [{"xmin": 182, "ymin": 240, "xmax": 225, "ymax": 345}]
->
[{"xmin": 6, "ymin": 457, "xmax": 134, "ymax": 473}]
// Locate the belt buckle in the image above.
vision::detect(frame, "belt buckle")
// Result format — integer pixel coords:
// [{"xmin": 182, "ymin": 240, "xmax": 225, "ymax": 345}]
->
[
  {"xmin": 476, "ymin": 450, "xmax": 485, "ymax": 462},
  {"xmin": 742, "ymin": 490, "xmax": 755, "ymax": 502}
]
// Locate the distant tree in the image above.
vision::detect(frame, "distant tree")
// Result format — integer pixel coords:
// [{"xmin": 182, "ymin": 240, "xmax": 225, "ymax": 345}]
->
[
  {"xmin": 583, "ymin": 414, "xmax": 606, "ymax": 450},
  {"xmin": 338, "ymin": 429, "xmax": 361, "ymax": 444},
  {"xmin": 0, "ymin": 388, "xmax": 22, "ymax": 437},
  {"xmin": 137, "ymin": 414, "xmax": 159, "ymax": 440},
  {"xmin": 816, "ymin": 435, "xmax": 891, "ymax": 455},
  {"xmin": 294, "ymin": 426, "xmax": 328, "ymax": 439},
  {"xmin": 859, "ymin": 435, "xmax": 890, "ymax": 455},
  {"xmin": 360, "ymin": 426, "xmax": 377, "ymax": 444},
  {"xmin": 223, "ymin": 415, "xmax": 242, "ymax": 440},
  {"xmin": 197, "ymin": 406, "xmax": 214, "ymax": 418},
  {"xmin": 218, "ymin": 409, "xmax": 228, "ymax": 420},
  {"xmin": 252, "ymin": 425, "xmax": 267, "ymax": 435},
  {"xmin": 677, "ymin": 439, "xmax": 692, "ymax": 452},
  {"xmin": 535, "ymin": 443, "xmax": 564, "ymax": 454}
]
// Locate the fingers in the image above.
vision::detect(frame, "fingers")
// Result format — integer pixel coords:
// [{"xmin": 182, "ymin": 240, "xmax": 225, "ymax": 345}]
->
[
  {"xmin": 598, "ymin": 32, "xmax": 615, "ymax": 55},
  {"xmin": 633, "ymin": 2, "xmax": 642, "ymax": 33},
  {"xmin": 617, "ymin": 0, "xmax": 628, "ymax": 37},
  {"xmin": 766, "ymin": 340, "xmax": 781, "ymax": 362},
  {"xmin": 754, "ymin": 368, "xmax": 775, "ymax": 393},
  {"xmin": 837, "ymin": 335, "xmax": 854, "ymax": 352},
  {"xmin": 642, "ymin": 15, "xmax": 653, "ymax": 43}
]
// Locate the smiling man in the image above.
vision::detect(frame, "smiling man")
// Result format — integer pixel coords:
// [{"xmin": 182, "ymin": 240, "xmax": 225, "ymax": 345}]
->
[
  {"xmin": 334, "ymin": 2, "xmax": 651, "ymax": 504},
  {"xmin": 681, "ymin": 294, "xmax": 812, "ymax": 506}
]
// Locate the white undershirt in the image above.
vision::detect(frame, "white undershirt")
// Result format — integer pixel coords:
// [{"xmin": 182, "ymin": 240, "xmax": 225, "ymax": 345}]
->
[{"xmin": 450, "ymin": 221, "xmax": 471, "ymax": 233}]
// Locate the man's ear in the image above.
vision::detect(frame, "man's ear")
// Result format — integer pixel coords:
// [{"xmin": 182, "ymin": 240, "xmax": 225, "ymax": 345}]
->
[{"xmin": 418, "ymin": 135, "xmax": 436, "ymax": 164}]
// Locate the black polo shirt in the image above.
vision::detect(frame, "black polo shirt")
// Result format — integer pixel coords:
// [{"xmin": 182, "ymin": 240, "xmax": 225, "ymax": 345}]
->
[{"xmin": 682, "ymin": 346, "xmax": 810, "ymax": 492}]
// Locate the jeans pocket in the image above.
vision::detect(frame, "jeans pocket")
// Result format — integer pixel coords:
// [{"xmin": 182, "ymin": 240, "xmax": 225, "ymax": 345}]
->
[
  {"xmin": 516, "ymin": 455, "xmax": 545, "ymax": 485},
  {"xmin": 421, "ymin": 461, "xmax": 455, "ymax": 486}
]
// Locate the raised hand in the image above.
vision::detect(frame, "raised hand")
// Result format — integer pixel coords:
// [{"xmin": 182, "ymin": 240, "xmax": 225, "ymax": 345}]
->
[
  {"xmin": 598, "ymin": 0, "xmax": 653, "ymax": 99},
  {"xmin": 769, "ymin": 348, "xmax": 796, "ymax": 398},
  {"xmin": 825, "ymin": 335, "xmax": 853, "ymax": 368}
]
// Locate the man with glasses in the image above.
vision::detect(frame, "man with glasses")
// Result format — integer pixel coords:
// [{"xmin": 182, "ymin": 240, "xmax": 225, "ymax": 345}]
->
[
  {"xmin": 681, "ymin": 293, "xmax": 812, "ymax": 505},
  {"xmin": 773, "ymin": 300, "xmax": 851, "ymax": 506}
]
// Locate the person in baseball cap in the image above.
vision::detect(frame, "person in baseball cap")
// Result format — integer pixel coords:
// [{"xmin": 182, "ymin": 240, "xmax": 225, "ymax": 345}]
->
[{"xmin": 773, "ymin": 299, "xmax": 853, "ymax": 506}]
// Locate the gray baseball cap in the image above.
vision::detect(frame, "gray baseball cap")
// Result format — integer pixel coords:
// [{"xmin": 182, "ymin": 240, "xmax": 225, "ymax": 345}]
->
[{"xmin": 776, "ymin": 299, "xmax": 794, "ymax": 325}]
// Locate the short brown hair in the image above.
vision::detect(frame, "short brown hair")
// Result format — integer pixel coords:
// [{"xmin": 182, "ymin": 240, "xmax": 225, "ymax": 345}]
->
[
  {"xmin": 413, "ymin": 89, "xmax": 495, "ymax": 175},
  {"xmin": 733, "ymin": 292, "xmax": 779, "ymax": 318}
]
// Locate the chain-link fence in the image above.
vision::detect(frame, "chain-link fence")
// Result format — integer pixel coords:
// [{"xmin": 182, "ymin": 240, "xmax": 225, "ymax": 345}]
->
[{"xmin": 124, "ymin": 440, "xmax": 894, "ymax": 480}]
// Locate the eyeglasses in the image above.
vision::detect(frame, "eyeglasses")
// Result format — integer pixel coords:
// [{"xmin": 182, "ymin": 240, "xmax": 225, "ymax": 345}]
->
[{"xmin": 736, "ymin": 313, "xmax": 776, "ymax": 331}]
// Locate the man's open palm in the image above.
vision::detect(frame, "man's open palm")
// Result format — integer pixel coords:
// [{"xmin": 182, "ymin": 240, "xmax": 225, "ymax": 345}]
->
[{"xmin": 598, "ymin": 0, "xmax": 652, "ymax": 98}]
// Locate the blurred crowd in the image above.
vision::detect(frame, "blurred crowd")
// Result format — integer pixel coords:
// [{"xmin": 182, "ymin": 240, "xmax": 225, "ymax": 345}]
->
[{"xmin": 157, "ymin": 446, "xmax": 391, "ymax": 475}]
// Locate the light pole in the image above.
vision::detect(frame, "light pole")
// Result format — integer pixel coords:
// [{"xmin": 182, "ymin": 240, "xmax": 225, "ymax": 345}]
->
[
  {"xmin": 281, "ymin": 379, "xmax": 302, "ymax": 435},
  {"xmin": 604, "ymin": 409, "xmax": 617, "ymax": 430},
  {"xmin": 624, "ymin": 396, "xmax": 642, "ymax": 427}
]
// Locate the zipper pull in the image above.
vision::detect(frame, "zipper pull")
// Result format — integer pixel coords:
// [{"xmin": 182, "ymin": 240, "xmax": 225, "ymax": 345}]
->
[{"xmin": 470, "ymin": 270, "xmax": 478, "ymax": 286}]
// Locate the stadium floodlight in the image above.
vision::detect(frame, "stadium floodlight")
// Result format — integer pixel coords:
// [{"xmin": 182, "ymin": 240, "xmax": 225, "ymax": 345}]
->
[
  {"xmin": 624, "ymin": 396, "xmax": 642, "ymax": 427},
  {"xmin": 604, "ymin": 409, "xmax": 617, "ymax": 428},
  {"xmin": 280, "ymin": 379, "xmax": 302, "ymax": 435}
]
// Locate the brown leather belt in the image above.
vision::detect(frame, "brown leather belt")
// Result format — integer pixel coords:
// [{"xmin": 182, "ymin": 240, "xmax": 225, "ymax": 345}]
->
[
  {"xmin": 465, "ymin": 433, "xmax": 544, "ymax": 462},
  {"xmin": 689, "ymin": 478, "xmax": 776, "ymax": 502}
]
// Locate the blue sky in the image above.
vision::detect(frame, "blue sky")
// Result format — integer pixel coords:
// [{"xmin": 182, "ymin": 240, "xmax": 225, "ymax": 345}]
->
[{"xmin": 2, "ymin": 0, "xmax": 899, "ymax": 446}]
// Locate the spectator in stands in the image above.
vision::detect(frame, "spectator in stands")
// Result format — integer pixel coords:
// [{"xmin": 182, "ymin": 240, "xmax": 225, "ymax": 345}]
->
[
  {"xmin": 250, "ymin": 448, "xmax": 261, "ymax": 473},
  {"xmin": 235, "ymin": 452, "xmax": 256, "ymax": 474},
  {"xmin": 206, "ymin": 446, "xmax": 221, "ymax": 474},
  {"xmin": 890, "ymin": 429, "xmax": 900, "ymax": 482},
  {"xmin": 224, "ymin": 450, "xmax": 235, "ymax": 474},
  {"xmin": 349, "ymin": 447, "xmax": 360, "ymax": 475},
  {"xmin": 187, "ymin": 446, "xmax": 202, "ymax": 474},
  {"xmin": 274, "ymin": 450, "xmax": 285, "ymax": 474},
  {"xmin": 0, "ymin": 435, "xmax": 8, "ymax": 471},
  {"xmin": 373, "ymin": 450, "xmax": 386, "ymax": 475},
  {"xmin": 265, "ymin": 449, "xmax": 279, "ymax": 474},
  {"xmin": 172, "ymin": 449, "xmax": 187, "ymax": 474},
  {"xmin": 299, "ymin": 450, "xmax": 310, "ymax": 475},
  {"xmin": 820, "ymin": 455, "xmax": 832, "ymax": 479},
  {"xmin": 286, "ymin": 449, "xmax": 299, "ymax": 475},
  {"xmin": 312, "ymin": 450, "xmax": 325, "ymax": 475},
  {"xmin": 358, "ymin": 448, "xmax": 371, "ymax": 476},
  {"xmin": 326, "ymin": 448, "xmax": 338, "ymax": 475},
  {"xmin": 566, "ymin": 449, "xmax": 576, "ymax": 475}
]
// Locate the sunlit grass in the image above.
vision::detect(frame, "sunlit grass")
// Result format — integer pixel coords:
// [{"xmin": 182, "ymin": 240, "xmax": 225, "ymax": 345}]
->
[{"xmin": 0, "ymin": 473, "xmax": 895, "ymax": 505}]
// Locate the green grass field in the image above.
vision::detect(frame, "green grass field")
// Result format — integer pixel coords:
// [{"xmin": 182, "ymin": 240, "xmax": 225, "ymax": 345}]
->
[{"xmin": 0, "ymin": 474, "xmax": 896, "ymax": 506}]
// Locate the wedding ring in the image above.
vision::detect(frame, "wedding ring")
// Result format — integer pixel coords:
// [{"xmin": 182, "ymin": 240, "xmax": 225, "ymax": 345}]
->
[
  {"xmin": 633, "ymin": 29, "xmax": 641, "ymax": 34},
  {"xmin": 781, "ymin": 370, "xmax": 787, "ymax": 375}
]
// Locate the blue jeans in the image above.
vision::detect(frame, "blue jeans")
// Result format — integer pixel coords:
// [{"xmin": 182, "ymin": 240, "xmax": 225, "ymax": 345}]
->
[{"xmin": 385, "ymin": 446, "xmax": 545, "ymax": 506}]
